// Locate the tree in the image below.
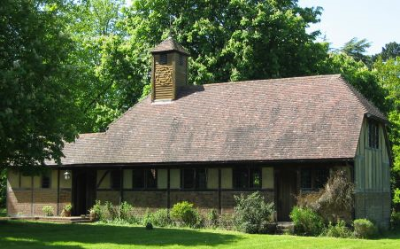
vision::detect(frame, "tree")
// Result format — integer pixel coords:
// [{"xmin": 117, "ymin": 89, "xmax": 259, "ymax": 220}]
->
[
  {"xmin": 0, "ymin": 0, "xmax": 80, "ymax": 168},
  {"xmin": 64, "ymin": 0, "xmax": 138, "ymax": 132},
  {"xmin": 340, "ymin": 37, "xmax": 372, "ymax": 66},
  {"xmin": 374, "ymin": 57, "xmax": 400, "ymax": 209},
  {"xmin": 374, "ymin": 42, "xmax": 400, "ymax": 62},
  {"xmin": 121, "ymin": 0, "xmax": 327, "ymax": 86}
]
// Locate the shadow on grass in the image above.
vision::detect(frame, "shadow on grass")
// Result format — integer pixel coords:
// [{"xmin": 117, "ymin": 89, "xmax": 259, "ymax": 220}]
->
[{"xmin": 0, "ymin": 221, "xmax": 241, "ymax": 249}]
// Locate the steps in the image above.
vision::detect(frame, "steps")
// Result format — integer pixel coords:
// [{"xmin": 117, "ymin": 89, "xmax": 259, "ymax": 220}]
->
[{"xmin": 276, "ymin": 222, "xmax": 294, "ymax": 234}]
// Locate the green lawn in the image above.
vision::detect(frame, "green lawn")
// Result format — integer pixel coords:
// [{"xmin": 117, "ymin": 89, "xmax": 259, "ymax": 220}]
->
[{"xmin": 0, "ymin": 221, "xmax": 400, "ymax": 249}]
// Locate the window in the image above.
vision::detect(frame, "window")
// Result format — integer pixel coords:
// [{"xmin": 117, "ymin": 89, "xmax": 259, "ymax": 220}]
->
[
  {"xmin": 179, "ymin": 54, "xmax": 184, "ymax": 66},
  {"xmin": 160, "ymin": 54, "xmax": 167, "ymax": 64},
  {"xmin": 110, "ymin": 170, "xmax": 121, "ymax": 189},
  {"xmin": 181, "ymin": 168, "xmax": 207, "ymax": 189},
  {"xmin": 41, "ymin": 175, "xmax": 50, "ymax": 188},
  {"xmin": 368, "ymin": 120, "xmax": 379, "ymax": 149},
  {"xmin": 300, "ymin": 168, "xmax": 329, "ymax": 191},
  {"xmin": 232, "ymin": 167, "xmax": 261, "ymax": 189},
  {"xmin": 132, "ymin": 169, "xmax": 157, "ymax": 189}
]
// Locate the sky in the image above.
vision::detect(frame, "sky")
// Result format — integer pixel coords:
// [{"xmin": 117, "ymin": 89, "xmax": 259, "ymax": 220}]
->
[{"xmin": 298, "ymin": 0, "xmax": 400, "ymax": 55}]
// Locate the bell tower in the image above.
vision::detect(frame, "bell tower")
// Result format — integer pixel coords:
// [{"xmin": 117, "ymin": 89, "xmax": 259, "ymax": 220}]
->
[{"xmin": 150, "ymin": 37, "xmax": 190, "ymax": 101}]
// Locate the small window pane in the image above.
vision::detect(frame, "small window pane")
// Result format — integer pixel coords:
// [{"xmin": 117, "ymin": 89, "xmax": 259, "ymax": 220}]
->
[
  {"xmin": 146, "ymin": 169, "xmax": 157, "ymax": 188},
  {"xmin": 314, "ymin": 169, "xmax": 329, "ymax": 189},
  {"xmin": 300, "ymin": 169, "xmax": 312, "ymax": 189},
  {"xmin": 183, "ymin": 169, "xmax": 195, "ymax": 189},
  {"xmin": 160, "ymin": 54, "xmax": 167, "ymax": 64},
  {"xmin": 368, "ymin": 121, "xmax": 379, "ymax": 149},
  {"xmin": 110, "ymin": 170, "xmax": 121, "ymax": 189},
  {"xmin": 196, "ymin": 169, "xmax": 207, "ymax": 189},
  {"xmin": 179, "ymin": 54, "xmax": 184, "ymax": 66},
  {"xmin": 233, "ymin": 168, "xmax": 248, "ymax": 189},
  {"xmin": 133, "ymin": 169, "xmax": 144, "ymax": 188},
  {"xmin": 41, "ymin": 175, "xmax": 50, "ymax": 188}
]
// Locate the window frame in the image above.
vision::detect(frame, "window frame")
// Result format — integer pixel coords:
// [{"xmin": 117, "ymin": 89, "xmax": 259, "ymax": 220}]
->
[
  {"xmin": 232, "ymin": 167, "xmax": 262, "ymax": 190},
  {"xmin": 132, "ymin": 168, "xmax": 158, "ymax": 190},
  {"xmin": 110, "ymin": 170, "xmax": 121, "ymax": 190},
  {"xmin": 300, "ymin": 168, "xmax": 330, "ymax": 192},
  {"xmin": 181, "ymin": 168, "xmax": 207, "ymax": 190},
  {"xmin": 368, "ymin": 120, "xmax": 379, "ymax": 149},
  {"xmin": 159, "ymin": 54, "xmax": 168, "ymax": 65},
  {"xmin": 41, "ymin": 174, "xmax": 51, "ymax": 189}
]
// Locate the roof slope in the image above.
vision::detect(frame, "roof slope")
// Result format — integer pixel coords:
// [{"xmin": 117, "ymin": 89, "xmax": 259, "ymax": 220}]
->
[
  {"xmin": 151, "ymin": 37, "xmax": 190, "ymax": 55},
  {"xmin": 54, "ymin": 75, "xmax": 386, "ymax": 166}
]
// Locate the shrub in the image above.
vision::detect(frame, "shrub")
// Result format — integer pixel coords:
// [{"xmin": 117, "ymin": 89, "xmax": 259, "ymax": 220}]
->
[
  {"xmin": 290, "ymin": 206, "xmax": 324, "ymax": 236},
  {"xmin": 296, "ymin": 170, "xmax": 354, "ymax": 223},
  {"xmin": 119, "ymin": 201, "xmax": 134, "ymax": 221},
  {"xmin": 206, "ymin": 209, "xmax": 219, "ymax": 228},
  {"xmin": 170, "ymin": 201, "xmax": 201, "ymax": 227},
  {"xmin": 42, "ymin": 206, "xmax": 54, "ymax": 216},
  {"xmin": 233, "ymin": 192, "xmax": 275, "ymax": 234},
  {"xmin": 218, "ymin": 213, "xmax": 234, "ymax": 230},
  {"xmin": 353, "ymin": 219, "xmax": 377, "ymax": 238},
  {"xmin": 390, "ymin": 211, "xmax": 400, "ymax": 229},
  {"xmin": 64, "ymin": 203, "xmax": 72, "ymax": 212},
  {"xmin": 152, "ymin": 209, "xmax": 171, "ymax": 227},
  {"xmin": 91, "ymin": 200, "xmax": 103, "ymax": 221},
  {"xmin": 323, "ymin": 220, "xmax": 353, "ymax": 238}
]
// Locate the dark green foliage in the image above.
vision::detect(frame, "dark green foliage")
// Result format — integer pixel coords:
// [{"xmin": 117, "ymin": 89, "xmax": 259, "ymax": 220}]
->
[
  {"xmin": 0, "ymin": 0, "xmax": 81, "ymax": 168},
  {"xmin": 206, "ymin": 209, "xmax": 219, "ymax": 228},
  {"xmin": 390, "ymin": 211, "xmax": 400, "ymax": 229},
  {"xmin": 322, "ymin": 220, "xmax": 353, "ymax": 238},
  {"xmin": 290, "ymin": 207, "xmax": 324, "ymax": 236},
  {"xmin": 123, "ymin": 0, "xmax": 326, "ymax": 86},
  {"xmin": 340, "ymin": 37, "xmax": 371, "ymax": 65},
  {"xmin": 145, "ymin": 222, "xmax": 153, "ymax": 230},
  {"xmin": 151, "ymin": 209, "xmax": 172, "ymax": 227},
  {"xmin": 233, "ymin": 192, "xmax": 275, "ymax": 234},
  {"xmin": 374, "ymin": 42, "xmax": 400, "ymax": 62},
  {"xmin": 0, "ymin": 168, "xmax": 6, "ymax": 208},
  {"xmin": 170, "ymin": 201, "xmax": 201, "ymax": 227},
  {"xmin": 353, "ymin": 219, "xmax": 378, "ymax": 239}
]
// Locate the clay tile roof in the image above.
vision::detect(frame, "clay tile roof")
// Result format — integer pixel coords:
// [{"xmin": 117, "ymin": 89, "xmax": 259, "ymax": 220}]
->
[
  {"xmin": 52, "ymin": 74, "xmax": 386, "ymax": 166},
  {"xmin": 151, "ymin": 37, "xmax": 190, "ymax": 55}
]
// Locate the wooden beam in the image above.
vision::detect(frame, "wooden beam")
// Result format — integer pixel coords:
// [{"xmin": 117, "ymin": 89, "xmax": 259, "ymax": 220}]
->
[
  {"xmin": 167, "ymin": 168, "xmax": 171, "ymax": 210},
  {"xmin": 120, "ymin": 168, "xmax": 124, "ymax": 203},
  {"xmin": 57, "ymin": 169, "xmax": 60, "ymax": 215},
  {"xmin": 218, "ymin": 168, "xmax": 222, "ymax": 214}
]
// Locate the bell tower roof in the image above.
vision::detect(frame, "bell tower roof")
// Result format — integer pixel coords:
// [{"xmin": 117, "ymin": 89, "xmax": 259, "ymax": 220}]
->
[{"xmin": 151, "ymin": 37, "xmax": 190, "ymax": 55}]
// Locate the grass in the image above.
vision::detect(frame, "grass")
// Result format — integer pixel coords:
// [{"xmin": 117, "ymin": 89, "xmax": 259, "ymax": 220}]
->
[{"xmin": 0, "ymin": 221, "xmax": 400, "ymax": 249}]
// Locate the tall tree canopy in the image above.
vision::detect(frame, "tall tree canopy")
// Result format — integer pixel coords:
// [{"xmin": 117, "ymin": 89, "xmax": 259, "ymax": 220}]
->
[
  {"xmin": 0, "ymin": 0, "xmax": 80, "ymax": 167},
  {"xmin": 122, "ymin": 0, "xmax": 327, "ymax": 86}
]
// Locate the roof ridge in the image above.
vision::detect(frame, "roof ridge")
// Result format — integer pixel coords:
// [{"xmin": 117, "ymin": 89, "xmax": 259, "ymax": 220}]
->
[
  {"xmin": 338, "ymin": 76, "xmax": 387, "ymax": 121},
  {"xmin": 201, "ymin": 74, "xmax": 341, "ymax": 87}
]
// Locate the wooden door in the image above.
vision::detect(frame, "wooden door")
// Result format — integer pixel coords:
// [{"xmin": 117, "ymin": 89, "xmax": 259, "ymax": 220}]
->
[
  {"xmin": 72, "ymin": 169, "xmax": 96, "ymax": 216},
  {"xmin": 277, "ymin": 169, "xmax": 297, "ymax": 221}
]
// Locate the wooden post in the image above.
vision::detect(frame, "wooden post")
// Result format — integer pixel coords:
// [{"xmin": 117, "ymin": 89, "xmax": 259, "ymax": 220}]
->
[
  {"xmin": 57, "ymin": 169, "xmax": 60, "ymax": 215},
  {"xmin": 218, "ymin": 168, "xmax": 222, "ymax": 214},
  {"xmin": 120, "ymin": 168, "xmax": 124, "ymax": 203},
  {"xmin": 167, "ymin": 168, "xmax": 171, "ymax": 210},
  {"xmin": 31, "ymin": 175, "xmax": 34, "ymax": 216}
]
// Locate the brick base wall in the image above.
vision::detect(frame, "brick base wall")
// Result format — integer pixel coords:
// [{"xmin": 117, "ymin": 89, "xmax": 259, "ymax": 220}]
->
[
  {"xmin": 97, "ymin": 191, "xmax": 120, "ymax": 205},
  {"xmin": 124, "ymin": 191, "xmax": 167, "ymax": 214},
  {"xmin": 355, "ymin": 192, "xmax": 391, "ymax": 229},
  {"xmin": 32, "ymin": 189, "xmax": 57, "ymax": 216},
  {"xmin": 7, "ymin": 189, "xmax": 32, "ymax": 216}
]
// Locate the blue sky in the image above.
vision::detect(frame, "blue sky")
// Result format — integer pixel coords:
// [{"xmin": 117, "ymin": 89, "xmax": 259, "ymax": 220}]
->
[{"xmin": 298, "ymin": 0, "xmax": 400, "ymax": 55}]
